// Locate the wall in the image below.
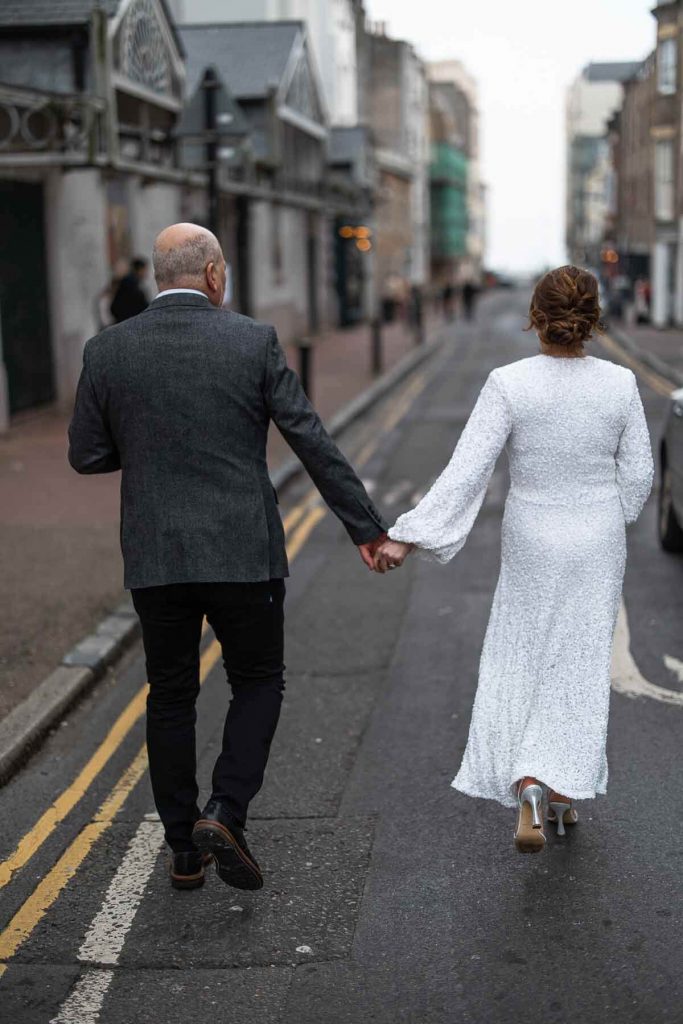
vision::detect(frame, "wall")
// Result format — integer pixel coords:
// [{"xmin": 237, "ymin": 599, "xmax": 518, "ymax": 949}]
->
[
  {"xmin": 375, "ymin": 170, "xmax": 413, "ymax": 294},
  {"xmin": 618, "ymin": 59, "xmax": 655, "ymax": 259},
  {"xmin": 250, "ymin": 199, "xmax": 310, "ymax": 340},
  {"xmin": 129, "ymin": 181, "xmax": 182, "ymax": 273},
  {"xmin": 45, "ymin": 168, "xmax": 110, "ymax": 406}
]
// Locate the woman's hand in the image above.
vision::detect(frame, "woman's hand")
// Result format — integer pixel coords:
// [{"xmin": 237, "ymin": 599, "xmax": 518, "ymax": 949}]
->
[{"xmin": 373, "ymin": 539, "xmax": 414, "ymax": 573}]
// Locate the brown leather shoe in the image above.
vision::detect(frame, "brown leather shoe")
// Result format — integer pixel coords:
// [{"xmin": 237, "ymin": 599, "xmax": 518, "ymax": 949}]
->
[
  {"xmin": 192, "ymin": 799, "xmax": 263, "ymax": 890},
  {"xmin": 169, "ymin": 850, "xmax": 213, "ymax": 890}
]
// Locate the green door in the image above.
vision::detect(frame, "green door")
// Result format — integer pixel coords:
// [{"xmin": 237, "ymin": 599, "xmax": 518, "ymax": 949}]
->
[{"xmin": 0, "ymin": 181, "xmax": 54, "ymax": 413}]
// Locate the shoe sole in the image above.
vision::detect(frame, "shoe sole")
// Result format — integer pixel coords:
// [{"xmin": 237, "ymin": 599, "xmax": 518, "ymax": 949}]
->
[
  {"xmin": 192, "ymin": 820, "xmax": 263, "ymax": 891},
  {"xmin": 514, "ymin": 802, "xmax": 546, "ymax": 854}
]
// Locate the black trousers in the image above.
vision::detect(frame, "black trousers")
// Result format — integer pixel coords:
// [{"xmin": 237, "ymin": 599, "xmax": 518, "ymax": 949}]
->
[{"xmin": 131, "ymin": 580, "xmax": 285, "ymax": 852}]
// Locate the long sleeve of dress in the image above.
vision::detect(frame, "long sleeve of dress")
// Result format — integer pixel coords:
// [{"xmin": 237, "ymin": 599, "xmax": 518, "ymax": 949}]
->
[
  {"xmin": 615, "ymin": 376, "xmax": 654, "ymax": 523},
  {"xmin": 388, "ymin": 371, "xmax": 512, "ymax": 562}
]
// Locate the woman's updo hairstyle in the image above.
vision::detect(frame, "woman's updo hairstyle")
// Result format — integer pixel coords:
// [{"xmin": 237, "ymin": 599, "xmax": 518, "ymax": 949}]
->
[{"xmin": 527, "ymin": 265, "xmax": 603, "ymax": 350}]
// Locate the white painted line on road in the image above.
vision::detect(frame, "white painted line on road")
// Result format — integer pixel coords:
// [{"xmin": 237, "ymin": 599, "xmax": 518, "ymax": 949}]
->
[
  {"xmin": 383, "ymin": 479, "xmax": 413, "ymax": 507},
  {"xmin": 79, "ymin": 819, "xmax": 164, "ymax": 964},
  {"xmin": 361, "ymin": 478, "xmax": 377, "ymax": 495},
  {"xmin": 50, "ymin": 819, "xmax": 164, "ymax": 1024},
  {"xmin": 664, "ymin": 654, "xmax": 683, "ymax": 685},
  {"xmin": 611, "ymin": 602, "xmax": 683, "ymax": 706},
  {"xmin": 50, "ymin": 970, "xmax": 114, "ymax": 1024}
]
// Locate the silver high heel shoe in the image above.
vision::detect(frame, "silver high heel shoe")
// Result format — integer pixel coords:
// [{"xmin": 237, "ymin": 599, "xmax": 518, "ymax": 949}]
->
[
  {"xmin": 548, "ymin": 799, "xmax": 579, "ymax": 837},
  {"xmin": 514, "ymin": 782, "xmax": 546, "ymax": 853}
]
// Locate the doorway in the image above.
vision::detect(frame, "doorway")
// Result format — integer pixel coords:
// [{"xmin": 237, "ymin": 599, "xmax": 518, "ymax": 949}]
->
[{"xmin": 0, "ymin": 181, "xmax": 54, "ymax": 413}]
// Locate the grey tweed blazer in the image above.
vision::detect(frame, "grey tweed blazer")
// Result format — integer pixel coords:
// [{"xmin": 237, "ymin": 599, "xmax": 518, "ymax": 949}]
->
[{"xmin": 68, "ymin": 293, "xmax": 387, "ymax": 589}]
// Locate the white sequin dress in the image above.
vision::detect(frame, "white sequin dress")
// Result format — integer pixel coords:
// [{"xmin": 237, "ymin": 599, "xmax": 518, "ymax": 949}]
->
[{"xmin": 388, "ymin": 355, "xmax": 653, "ymax": 806}]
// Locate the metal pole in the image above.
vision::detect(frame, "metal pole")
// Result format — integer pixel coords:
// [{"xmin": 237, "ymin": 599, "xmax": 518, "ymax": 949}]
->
[
  {"xmin": 298, "ymin": 339, "xmax": 312, "ymax": 400},
  {"xmin": 202, "ymin": 66, "xmax": 219, "ymax": 237},
  {"xmin": 413, "ymin": 287, "xmax": 425, "ymax": 346},
  {"xmin": 371, "ymin": 316, "xmax": 382, "ymax": 376}
]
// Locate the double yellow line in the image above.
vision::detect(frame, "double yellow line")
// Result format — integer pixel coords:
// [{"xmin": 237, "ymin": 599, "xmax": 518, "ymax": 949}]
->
[
  {"xmin": 0, "ymin": 365, "xmax": 432, "ymax": 969},
  {"xmin": 600, "ymin": 332, "xmax": 676, "ymax": 398}
]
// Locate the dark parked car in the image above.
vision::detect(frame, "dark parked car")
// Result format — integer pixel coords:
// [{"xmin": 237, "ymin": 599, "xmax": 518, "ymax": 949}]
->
[{"xmin": 659, "ymin": 387, "xmax": 683, "ymax": 552}]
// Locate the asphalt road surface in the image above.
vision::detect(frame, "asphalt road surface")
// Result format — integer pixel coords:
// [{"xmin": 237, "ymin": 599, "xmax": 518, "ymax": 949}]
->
[{"xmin": 1, "ymin": 290, "xmax": 682, "ymax": 1024}]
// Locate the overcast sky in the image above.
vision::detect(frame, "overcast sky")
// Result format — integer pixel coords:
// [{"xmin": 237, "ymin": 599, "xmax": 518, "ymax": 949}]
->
[{"xmin": 365, "ymin": 0, "xmax": 655, "ymax": 273}]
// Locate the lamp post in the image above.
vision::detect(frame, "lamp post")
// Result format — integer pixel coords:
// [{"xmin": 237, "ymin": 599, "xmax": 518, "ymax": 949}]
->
[{"xmin": 202, "ymin": 66, "xmax": 220, "ymax": 237}]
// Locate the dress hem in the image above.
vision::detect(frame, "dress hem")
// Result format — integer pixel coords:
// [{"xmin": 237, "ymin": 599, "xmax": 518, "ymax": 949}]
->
[{"xmin": 451, "ymin": 775, "xmax": 607, "ymax": 809}]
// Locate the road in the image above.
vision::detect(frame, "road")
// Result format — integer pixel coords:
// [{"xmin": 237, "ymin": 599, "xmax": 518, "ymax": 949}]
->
[{"xmin": 1, "ymin": 290, "xmax": 682, "ymax": 1024}]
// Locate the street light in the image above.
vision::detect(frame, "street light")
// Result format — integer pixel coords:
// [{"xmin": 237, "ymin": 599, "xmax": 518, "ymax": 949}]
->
[{"xmin": 175, "ymin": 65, "xmax": 250, "ymax": 239}]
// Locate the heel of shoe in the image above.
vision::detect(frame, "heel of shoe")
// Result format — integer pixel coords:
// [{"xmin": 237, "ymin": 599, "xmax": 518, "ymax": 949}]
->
[
  {"xmin": 514, "ymin": 783, "xmax": 546, "ymax": 853},
  {"xmin": 520, "ymin": 783, "xmax": 543, "ymax": 829},
  {"xmin": 549, "ymin": 801, "xmax": 576, "ymax": 837}
]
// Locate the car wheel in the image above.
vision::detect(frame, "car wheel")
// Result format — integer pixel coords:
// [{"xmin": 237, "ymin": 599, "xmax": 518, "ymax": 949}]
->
[{"xmin": 659, "ymin": 461, "xmax": 683, "ymax": 552}]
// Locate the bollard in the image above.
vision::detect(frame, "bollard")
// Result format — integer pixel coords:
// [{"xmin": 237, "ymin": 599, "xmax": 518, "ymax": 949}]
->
[
  {"xmin": 298, "ymin": 338, "xmax": 312, "ymax": 400},
  {"xmin": 371, "ymin": 317, "xmax": 383, "ymax": 377},
  {"xmin": 413, "ymin": 288, "xmax": 425, "ymax": 346}
]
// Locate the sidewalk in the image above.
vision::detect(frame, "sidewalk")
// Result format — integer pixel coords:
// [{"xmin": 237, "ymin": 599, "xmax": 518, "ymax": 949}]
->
[
  {"xmin": 0, "ymin": 314, "xmax": 439, "ymax": 723},
  {"xmin": 609, "ymin": 320, "xmax": 683, "ymax": 386}
]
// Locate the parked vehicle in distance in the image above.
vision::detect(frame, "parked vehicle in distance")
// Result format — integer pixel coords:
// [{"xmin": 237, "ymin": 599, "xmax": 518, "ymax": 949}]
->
[{"xmin": 659, "ymin": 386, "xmax": 683, "ymax": 552}]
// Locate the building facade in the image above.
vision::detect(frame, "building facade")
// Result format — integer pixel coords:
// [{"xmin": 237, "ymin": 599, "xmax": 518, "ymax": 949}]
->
[
  {"xmin": 168, "ymin": 0, "xmax": 362, "ymax": 127},
  {"xmin": 364, "ymin": 24, "xmax": 430, "ymax": 311},
  {"xmin": 428, "ymin": 61, "xmax": 484, "ymax": 284},
  {"xmin": 0, "ymin": 0, "xmax": 188, "ymax": 427},
  {"xmin": 608, "ymin": 54, "xmax": 655, "ymax": 289},
  {"xmin": 566, "ymin": 62, "xmax": 640, "ymax": 269},
  {"xmin": 650, "ymin": 0, "xmax": 682, "ymax": 326}
]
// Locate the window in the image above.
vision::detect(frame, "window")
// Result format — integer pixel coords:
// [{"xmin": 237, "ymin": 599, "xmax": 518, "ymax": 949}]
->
[
  {"xmin": 655, "ymin": 139, "xmax": 675, "ymax": 220},
  {"xmin": 658, "ymin": 37, "xmax": 677, "ymax": 95}
]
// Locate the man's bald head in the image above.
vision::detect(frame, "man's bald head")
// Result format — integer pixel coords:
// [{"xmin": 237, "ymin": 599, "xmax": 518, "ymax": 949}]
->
[{"xmin": 152, "ymin": 223, "xmax": 226, "ymax": 306}]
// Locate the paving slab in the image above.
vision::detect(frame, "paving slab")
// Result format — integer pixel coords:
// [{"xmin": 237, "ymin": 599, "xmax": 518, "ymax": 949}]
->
[{"xmin": 105, "ymin": 966, "xmax": 292, "ymax": 1024}]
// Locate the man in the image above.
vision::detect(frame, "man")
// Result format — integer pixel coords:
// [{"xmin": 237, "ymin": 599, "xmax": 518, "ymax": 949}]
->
[
  {"xmin": 69, "ymin": 224, "xmax": 387, "ymax": 892},
  {"xmin": 110, "ymin": 257, "xmax": 149, "ymax": 322}
]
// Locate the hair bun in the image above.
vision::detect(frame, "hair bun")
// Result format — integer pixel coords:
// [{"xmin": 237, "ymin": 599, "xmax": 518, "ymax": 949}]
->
[{"xmin": 527, "ymin": 266, "xmax": 602, "ymax": 349}]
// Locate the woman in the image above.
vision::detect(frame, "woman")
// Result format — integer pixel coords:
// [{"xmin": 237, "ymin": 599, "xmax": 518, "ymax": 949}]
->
[{"xmin": 374, "ymin": 266, "xmax": 653, "ymax": 853}]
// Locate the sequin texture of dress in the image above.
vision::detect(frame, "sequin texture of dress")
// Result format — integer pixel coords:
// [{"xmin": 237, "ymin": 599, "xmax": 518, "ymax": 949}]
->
[{"xmin": 388, "ymin": 354, "xmax": 654, "ymax": 807}]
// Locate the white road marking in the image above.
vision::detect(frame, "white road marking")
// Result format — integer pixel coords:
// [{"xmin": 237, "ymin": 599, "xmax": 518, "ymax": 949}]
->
[
  {"xmin": 664, "ymin": 654, "xmax": 683, "ymax": 685},
  {"xmin": 50, "ymin": 970, "xmax": 114, "ymax": 1024},
  {"xmin": 410, "ymin": 488, "xmax": 426, "ymax": 505},
  {"xmin": 383, "ymin": 479, "xmax": 413, "ymax": 507},
  {"xmin": 361, "ymin": 478, "xmax": 377, "ymax": 495},
  {"xmin": 611, "ymin": 602, "xmax": 683, "ymax": 706},
  {"xmin": 50, "ymin": 820, "xmax": 164, "ymax": 1024}
]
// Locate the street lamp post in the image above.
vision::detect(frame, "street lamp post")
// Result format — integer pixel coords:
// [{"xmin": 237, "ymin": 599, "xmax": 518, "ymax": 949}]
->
[{"xmin": 202, "ymin": 66, "xmax": 220, "ymax": 237}]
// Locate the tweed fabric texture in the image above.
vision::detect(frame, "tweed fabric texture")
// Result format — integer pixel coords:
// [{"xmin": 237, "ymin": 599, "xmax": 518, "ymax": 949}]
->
[{"xmin": 69, "ymin": 294, "xmax": 386, "ymax": 588}]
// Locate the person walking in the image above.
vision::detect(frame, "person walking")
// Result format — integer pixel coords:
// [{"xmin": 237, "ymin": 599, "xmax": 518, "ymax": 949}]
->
[
  {"xmin": 69, "ymin": 223, "xmax": 387, "ymax": 890},
  {"xmin": 110, "ymin": 256, "xmax": 150, "ymax": 323},
  {"xmin": 373, "ymin": 266, "xmax": 653, "ymax": 853},
  {"xmin": 461, "ymin": 279, "xmax": 479, "ymax": 321}
]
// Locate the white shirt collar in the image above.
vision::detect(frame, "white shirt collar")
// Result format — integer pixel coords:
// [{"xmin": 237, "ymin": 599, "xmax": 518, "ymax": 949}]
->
[{"xmin": 154, "ymin": 288, "xmax": 209, "ymax": 300}]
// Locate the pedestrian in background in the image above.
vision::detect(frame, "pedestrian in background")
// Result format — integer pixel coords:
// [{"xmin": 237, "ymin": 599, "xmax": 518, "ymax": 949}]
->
[
  {"xmin": 442, "ymin": 281, "xmax": 456, "ymax": 322},
  {"xmin": 461, "ymin": 279, "xmax": 479, "ymax": 321},
  {"xmin": 110, "ymin": 257, "xmax": 150, "ymax": 323},
  {"xmin": 374, "ymin": 266, "xmax": 653, "ymax": 855}
]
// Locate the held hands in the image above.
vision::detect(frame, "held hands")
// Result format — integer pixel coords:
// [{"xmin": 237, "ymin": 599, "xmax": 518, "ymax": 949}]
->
[
  {"xmin": 356, "ymin": 534, "xmax": 414, "ymax": 573},
  {"xmin": 373, "ymin": 539, "xmax": 414, "ymax": 573}
]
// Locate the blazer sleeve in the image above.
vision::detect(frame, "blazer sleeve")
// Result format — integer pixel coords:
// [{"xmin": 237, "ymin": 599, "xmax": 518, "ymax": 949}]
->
[
  {"xmin": 263, "ymin": 328, "xmax": 387, "ymax": 544},
  {"xmin": 68, "ymin": 341, "xmax": 121, "ymax": 474},
  {"xmin": 616, "ymin": 376, "xmax": 654, "ymax": 523}
]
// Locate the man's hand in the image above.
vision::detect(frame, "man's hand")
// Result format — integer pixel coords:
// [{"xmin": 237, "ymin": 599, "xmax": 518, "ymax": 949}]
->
[
  {"xmin": 357, "ymin": 532, "xmax": 388, "ymax": 571},
  {"xmin": 373, "ymin": 539, "xmax": 414, "ymax": 574}
]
